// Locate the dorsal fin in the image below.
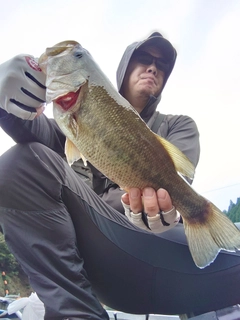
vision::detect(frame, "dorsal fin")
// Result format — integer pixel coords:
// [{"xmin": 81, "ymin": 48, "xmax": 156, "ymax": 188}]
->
[{"xmin": 155, "ymin": 134, "xmax": 195, "ymax": 180}]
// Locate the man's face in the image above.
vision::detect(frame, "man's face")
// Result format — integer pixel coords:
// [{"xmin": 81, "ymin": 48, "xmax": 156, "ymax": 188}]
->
[{"xmin": 121, "ymin": 46, "xmax": 167, "ymax": 104}]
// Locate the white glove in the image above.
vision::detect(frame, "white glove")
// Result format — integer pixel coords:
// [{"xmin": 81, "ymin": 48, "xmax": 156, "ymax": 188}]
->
[
  {"xmin": 122, "ymin": 201, "xmax": 150, "ymax": 231},
  {"xmin": 122, "ymin": 200, "xmax": 180, "ymax": 233},
  {"xmin": 147, "ymin": 207, "xmax": 180, "ymax": 233},
  {"xmin": 0, "ymin": 54, "xmax": 46, "ymax": 120}
]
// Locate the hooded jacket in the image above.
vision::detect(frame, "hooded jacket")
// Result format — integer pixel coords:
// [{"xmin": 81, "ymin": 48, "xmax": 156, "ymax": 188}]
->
[
  {"xmin": 116, "ymin": 32, "xmax": 176, "ymax": 123},
  {"xmin": 0, "ymin": 33, "xmax": 200, "ymax": 214}
]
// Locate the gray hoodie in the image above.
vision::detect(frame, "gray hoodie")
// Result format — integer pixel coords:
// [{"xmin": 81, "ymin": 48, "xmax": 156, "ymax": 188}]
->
[{"xmin": 116, "ymin": 32, "xmax": 177, "ymax": 123}]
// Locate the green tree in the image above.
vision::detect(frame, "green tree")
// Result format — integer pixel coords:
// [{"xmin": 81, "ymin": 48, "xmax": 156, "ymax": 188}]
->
[
  {"xmin": 0, "ymin": 233, "xmax": 19, "ymax": 275},
  {"xmin": 225, "ymin": 198, "xmax": 240, "ymax": 223}
]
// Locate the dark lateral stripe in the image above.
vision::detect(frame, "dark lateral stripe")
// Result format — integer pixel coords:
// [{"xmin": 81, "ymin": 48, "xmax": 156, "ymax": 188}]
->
[
  {"xmin": 25, "ymin": 71, "xmax": 46, "ymax": 89},
  {"xmin": 21, "ymin": 87, "xmax": 45, "ymax": 103},
  {"xmin": 10, "ymin": 99, "xmax": 37, "ymax": 113}
]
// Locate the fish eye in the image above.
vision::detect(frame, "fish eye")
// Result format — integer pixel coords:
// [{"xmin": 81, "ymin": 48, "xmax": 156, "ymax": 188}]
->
[{"xmin": 75, "ymin": 52, "xmax": 83, "ymax": 58}]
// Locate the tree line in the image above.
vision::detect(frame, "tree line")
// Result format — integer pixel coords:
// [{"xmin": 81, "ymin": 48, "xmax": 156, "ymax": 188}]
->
[{"xmin": 223, "ymin": 197, "xmax": 240, "ymax": 223}]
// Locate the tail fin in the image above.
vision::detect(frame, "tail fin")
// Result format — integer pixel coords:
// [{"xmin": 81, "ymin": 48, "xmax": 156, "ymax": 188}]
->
[{"xmin": 183, "ymin": 203, "xmax": 240, "ymax": 268}]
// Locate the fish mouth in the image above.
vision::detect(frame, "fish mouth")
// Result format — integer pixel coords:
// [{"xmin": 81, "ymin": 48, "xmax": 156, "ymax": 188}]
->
[{"xmin": 54, "ymin": 87, "xmax": 81, "ymax": 111}]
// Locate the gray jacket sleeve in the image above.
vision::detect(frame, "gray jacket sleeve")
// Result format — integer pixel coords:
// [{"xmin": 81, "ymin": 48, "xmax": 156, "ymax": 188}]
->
[{"xmin": 0, "ymin": 109, "xmax": 66, "ymax": 157}]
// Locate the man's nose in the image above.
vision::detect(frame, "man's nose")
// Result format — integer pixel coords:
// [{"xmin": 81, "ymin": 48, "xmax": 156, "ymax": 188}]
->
[{"xmin": 146, "ymin": 62, "xmax": 157, "ymax": 75}]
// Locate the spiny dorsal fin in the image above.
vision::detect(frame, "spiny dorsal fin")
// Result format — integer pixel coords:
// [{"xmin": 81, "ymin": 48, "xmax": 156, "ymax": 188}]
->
[
  {"xmin": 155, "ymin": 134, "xmax": 195, "ymax": 180},
  {"xmin": 65, "ymin": 138, "xmax": 87, "ymax": 166}
]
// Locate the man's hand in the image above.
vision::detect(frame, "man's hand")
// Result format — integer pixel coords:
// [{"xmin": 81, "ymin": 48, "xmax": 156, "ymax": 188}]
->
[
  {"xmin": 121, "ymin": 188, "xmax": 180, "ymax": 233},
  {"xmin": 0, "ymin": 54, "xmax": 46, "ymax": 120}
]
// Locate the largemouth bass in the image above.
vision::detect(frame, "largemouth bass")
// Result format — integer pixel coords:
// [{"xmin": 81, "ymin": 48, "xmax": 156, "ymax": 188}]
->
[{"xmin": 39, "ymin": 41, "xmax": 240, "ymax": 269}]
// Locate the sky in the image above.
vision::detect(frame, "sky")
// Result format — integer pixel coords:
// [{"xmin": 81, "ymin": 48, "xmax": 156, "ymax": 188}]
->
[{"xmin": 0, "ymin": 0, "xmax": 239, "ymax": 211}]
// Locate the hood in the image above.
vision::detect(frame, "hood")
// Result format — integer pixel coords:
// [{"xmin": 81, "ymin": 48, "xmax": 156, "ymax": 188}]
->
[{"xmin": 116, "ymin": 32, "xmax": 177, "ymax": 122}]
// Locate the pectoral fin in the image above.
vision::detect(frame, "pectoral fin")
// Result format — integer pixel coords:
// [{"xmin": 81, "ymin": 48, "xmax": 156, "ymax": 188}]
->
[
  {"xmin": 65, "ymin": 138, "xmax": 87, "ymax": 166},
  {"xmin": 155, "ymin": 134, "xmax": 195, "ymax": 180}
]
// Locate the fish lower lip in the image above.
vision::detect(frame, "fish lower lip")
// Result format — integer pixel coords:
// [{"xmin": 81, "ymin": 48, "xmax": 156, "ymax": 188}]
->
[{"xmin": 54, "ymin": 87, "xmax": 81, "ymax": 110}]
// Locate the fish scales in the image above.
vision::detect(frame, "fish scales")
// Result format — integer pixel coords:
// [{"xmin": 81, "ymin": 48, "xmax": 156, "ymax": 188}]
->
[
  {"xmin": 39, "ymin": 40, "xmax": 240, "ymax": 268},
  {"xmin": 57, "ymin": 84, "xmax": 179, "ymax": 191},
  {"xmin": 56, "ymin": 84, "xmax": 206, "ymax": 218}
]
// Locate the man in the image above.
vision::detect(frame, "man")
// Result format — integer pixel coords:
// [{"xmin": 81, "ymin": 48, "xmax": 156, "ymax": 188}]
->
[
  {"xmin": 95, "ymin": 32, "xmax": 199, "ymax": 217},
  {"xmin": 0, "ymin": 32, "xmax": 239, "ymax": 320}
]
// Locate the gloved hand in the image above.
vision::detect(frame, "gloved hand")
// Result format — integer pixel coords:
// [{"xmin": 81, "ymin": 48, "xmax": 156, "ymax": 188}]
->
[
  {"xmin": 122, "ymin": 200, "xmax": 180, "ymax": 233},
  {"xmin": 121, "ymin": 187, "xmax": 180, "ymax": 233},
  {"xmin": 0, "ymin": 54, "xmax": 46, "ymax": 120}
]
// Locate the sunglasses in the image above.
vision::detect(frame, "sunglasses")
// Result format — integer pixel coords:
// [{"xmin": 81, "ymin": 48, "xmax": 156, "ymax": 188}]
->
[{"xmin": 132, "ymin": 51, "xmax": 169, "ymax": 73}]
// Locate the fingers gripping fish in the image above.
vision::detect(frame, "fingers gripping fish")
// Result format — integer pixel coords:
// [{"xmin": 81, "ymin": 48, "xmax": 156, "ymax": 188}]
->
[{"xmin": 39, "ymin": 41, "xmax": 240, "ymax": 269}]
